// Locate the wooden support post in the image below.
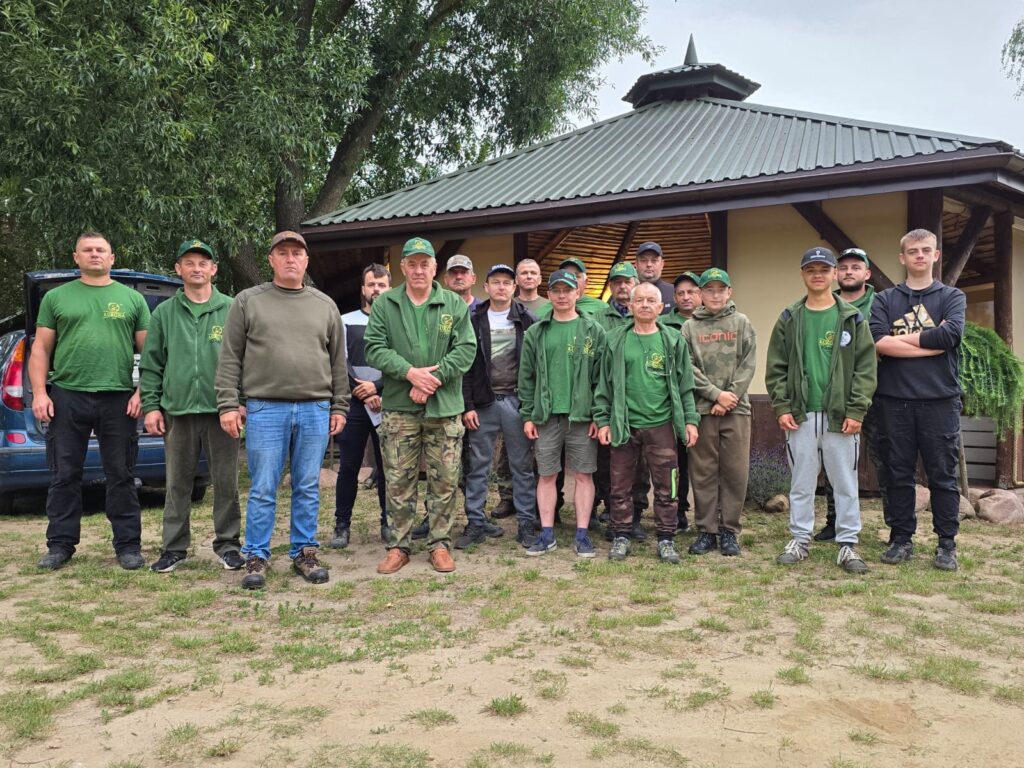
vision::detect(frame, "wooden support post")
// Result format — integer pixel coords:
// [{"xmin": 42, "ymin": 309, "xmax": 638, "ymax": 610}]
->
[
  {"xmin": 906, "ymin": 188, "xmax": 944, "ymax": 279},
  {"xmin": 942, "ymin": 206, "xmax": 992, "ymax": 286},
  {"xmin": 513, "ymin": 232, "xmax": 529, "ymax": 265},
  {"xmin": 993, "ymin": 211, "xmax": 1014, "ymax": 487},
  {"xmin": 602, "ymin": 221, "xmax": 640, "ymax": 294},
  {"xmin": 792, "ymin": 202, "xmax": 895, "ymax": 290},
  {"xmin": 709, "ymin": 210, "xmax": 727, "ymax": 270}
]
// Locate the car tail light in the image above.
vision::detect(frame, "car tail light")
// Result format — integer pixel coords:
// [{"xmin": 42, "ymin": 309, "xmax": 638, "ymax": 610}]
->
[
  {"xmin": 5, "ymin": 432, "xmax": 26, "ymax": 444},
  {"xmin": 2, "ymin": 338, "xmax": 25, "ymax": 411}
]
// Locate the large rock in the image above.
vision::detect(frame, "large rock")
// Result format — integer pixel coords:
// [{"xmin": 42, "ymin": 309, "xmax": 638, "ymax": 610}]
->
[
  {"xmin": 915, "ymin": 485, "xmax": 931, "ymax": 512},
  {"xmin": 968, "ymin": 487, "xmax": 987, "ymax": 506},
  {"xmin": 976, "ymin": 489, "xmax": 1024, "ymax": 525},
  {"xmin": 763, "ymin": 494, "xmax": 789, "ymax": 513},
  {"xmin": 958, "ymin": 494, "xmax": 976, "ymax": 520}
]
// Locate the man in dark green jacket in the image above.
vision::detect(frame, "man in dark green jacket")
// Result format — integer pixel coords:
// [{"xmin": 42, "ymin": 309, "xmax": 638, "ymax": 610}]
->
[
  {"xmin": 366, "ymin": 237, "xmax": 477, "ymax": 575},
  {"xmin": 140, "ymin": 239, "xmax": 241, "ymax": 573},
  {"xmin": 765, "ymin": 247, "xmax": 877, "ymax": 574},
  {"xmin": 595, "ymin": 282, "xmax": 699, "ymax": 564}
]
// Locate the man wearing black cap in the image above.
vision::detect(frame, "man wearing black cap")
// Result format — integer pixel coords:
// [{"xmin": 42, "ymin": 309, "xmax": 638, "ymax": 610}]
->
[
  {"xmin": 634, "ymin": 242, "xmax": 674, "ymax": 315},
  {"xmin": 141, "ymin": 239, "xmax": 242, "ymax": 573},
  {"xmin": 461, "ymin": 264, "xmax": 539, "ymax": 548}
]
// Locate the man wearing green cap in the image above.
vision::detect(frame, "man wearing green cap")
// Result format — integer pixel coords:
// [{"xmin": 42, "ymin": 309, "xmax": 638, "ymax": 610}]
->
[
  {"xmin": 681, "ymin": 268, "xmax": 757, "ymax": 557},
  {"xmin": 366, "ymin": 237, "xmax": 477, "ymax": 574},
  {"xmin": 141, "ymin": 239, "xmax": 241, "ymax": 573},
  {"xmin": 536, "ymin": 257, "xmax": 606, "ymax": 318}
]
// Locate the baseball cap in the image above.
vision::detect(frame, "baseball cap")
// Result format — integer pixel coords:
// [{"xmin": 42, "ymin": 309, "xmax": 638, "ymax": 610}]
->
[
  {"xmin": 487, "ymin": 263, "xmax": 516, "ymax": 278},
  {"xmin": 176, "ymin": 238, "xmax": 216, "ymax": 261},
  {"xmin": 608, "ymin": 262, "xmax": 638, "ymax": 280},
  {"xmin": 838, "ymin": 247, "xmax": 870, "ymax": 266},
  {"xmin": 558, "ymin": 257, "xmax": 587, "ymax": 274},
  {"xmin": 673, "ymin": 271, "xmax": 701, "ymax": 287},
  {"xmin": 270, "ymin": 231, "xmax": 307, "ymax": 251},
  {"xmin": 401, "ymin": 237, "xmax": 435, "ymax": 259},
  {"xmin": 699, "ymin": 267, "xmax": 731, "ymax": 288},
  {"xmin": 801, "ymin": 247, "xmax": 838, "ymax": 269},
  {"xmin": 548, "ymin": 269, "xmax": 579, "ymax": 290},
  {"xmin": 635, "ymin": 241, "xmax": 663, "ymax": 258},
  {"xmin": 446, "ymin": 254, "xmax": 474, "ymax": 272}
]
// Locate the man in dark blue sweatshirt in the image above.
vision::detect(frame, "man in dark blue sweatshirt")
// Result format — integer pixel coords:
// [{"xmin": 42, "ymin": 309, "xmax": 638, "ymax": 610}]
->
[{"xmin": 869, "ymin": 229, "xmax": 966, "ymax": 571}]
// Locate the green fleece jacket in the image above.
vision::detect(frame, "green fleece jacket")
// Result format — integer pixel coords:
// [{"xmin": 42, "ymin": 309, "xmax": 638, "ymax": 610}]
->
[
  {"xmin": 834, "ymin": 284, "xmax": 875, "ymax": 315},
  {"xmin": 140, "ymin": 288, "xmax": 232, "ymax": 416},
  {"xmin": 594, "ymin": 324, "xmax": 699, "ymax": 446},
  {"xmin": 764, "ymin": 296, "xmax": 877, "ymax": 429},
  {"xmin": 592, "ymin": 300, "xmax": 633, "ymax": 333},
  {"xmin": 659, "ymin": 309, "xmax": 689, "ymax": 332},
  {"xmin": 680, "ymin": 302, "xmax": 757, "ymax": 416},
  {"xmin": 364, "ymin": 282, "xmax": 476, "ymax": 418},
  {"xmin": 536, "ymin": 293, "xmax": 606, "ymax": 318},
  {"xmin": 518, "ymin": 312, "xmax": 605, "ymax": 425}
]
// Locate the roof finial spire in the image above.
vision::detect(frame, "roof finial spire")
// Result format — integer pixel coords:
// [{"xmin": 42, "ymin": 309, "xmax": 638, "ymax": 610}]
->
[{"xmin": 684, "ymin": 34, "xmax": 698, "ymax": 66}]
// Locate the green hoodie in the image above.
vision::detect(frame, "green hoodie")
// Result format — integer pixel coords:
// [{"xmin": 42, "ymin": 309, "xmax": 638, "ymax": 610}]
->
[
  {"xmin": 594, "ymin": 324, "xmax": 699, "ymax": 446},
  {"xmin": 140, "ymin": 288, "xmax": 232, "ymax": 416},
  {"xmin": 764, "ymin": 296, "xmax": 877, "ymax": 429},
  {"xmin": 364, "ymin": 281, "xmax": 476, "ymax": 418},
  {"xmin": 518, "ymin": 312, "xmax": 605, "ymax": 425},
  {"xmin": 833, "ymin": 284, "xmax": 875, "ymax": 315},
  {"xmin": 680, "ymin": 301, "xmax": 757, "ymax": 416}
]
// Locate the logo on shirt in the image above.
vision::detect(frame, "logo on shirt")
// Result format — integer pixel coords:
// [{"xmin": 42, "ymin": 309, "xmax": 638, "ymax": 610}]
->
[
  {"xmin": 581, "ymin": 335, "xmax": 596, "ymax": 358},
  {"xmin": 891, "ymin": 305, "xmax": 935, "ymax": 335},
  {"xmin": 697, "ymin": 330, "xmax": 737, "ymax": 343},
  {"xmin": 209, "ymin": 325, "xmax": 224, "ymax": 342},
  {"xmin": 103, "ymin": 303, "xmax": 125, "ymax": 320},
  {"xmin": 839, "ymin": 330, "xmax": 851, "ymax": 348},
  {"xmin": 648, "ymin": 352, "xmax": 665, "ymax": 371},
  {"xmin": 439, "ymin": 313, "xmax": 454, "ymax": 335},
  {"xmin": 819, "ymin": 331, "xmax": 835, "ymax": 350}
]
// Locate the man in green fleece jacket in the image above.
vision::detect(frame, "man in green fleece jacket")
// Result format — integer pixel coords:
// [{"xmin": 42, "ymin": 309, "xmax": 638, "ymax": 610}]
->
[
  {"xmin": 765, "ymin": 247, "xmax": 877, "ymax": 573},
  {"xmin": 595, "ymin": 282, "xmax": 699, "ymax": 564},
  {"xmin": 141, "ymin": 239, "xmax": 241, "ymax": 574},
  {"xmin": 365, "ymin": 237, "xmax": 477, "ymax": 575}
]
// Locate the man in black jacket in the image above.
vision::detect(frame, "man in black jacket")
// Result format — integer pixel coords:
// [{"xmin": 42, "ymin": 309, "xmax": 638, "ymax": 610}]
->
[
  {"xmin": 870, "ymin": 229, "xmax": 966, "ymax": 571},
  {"xmin": 461, "ymin": 264, "xmax": 539, "ymax": 548}
]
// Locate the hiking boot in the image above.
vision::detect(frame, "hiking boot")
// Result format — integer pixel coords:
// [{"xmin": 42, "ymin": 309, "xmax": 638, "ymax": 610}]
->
[
  {"xmin": 429, "ymin": 547, "xmax": 456, "ymax": 573},
  {"xmin": 377, "ymin": 548, "xmax": 410, "ymax": 575},
  {"xmin": 516, "ymin": 521, "xmax": 539, "ymax": 548},
  {"xmin": 117, "ymin": 550, "xmax": 145, "ymax": 571},
  {"xmin": 219, "ymin": 550, "xmax": 245, "ymax": 570},
  {"xmin": 657, "ymin": 539, "xmax": 682, "ymax": 564},
  {"xmin": 524, "ymin": 535, "xmax": 557, "ymax": 557},
  {"xmin": 608, "ymin": 536, "xmax": 631, "ymax": 561},
  {"xmin": 880, "ymin": 541, "xmax": 914, "ymax": 565},
  {"xmin": 631, "ymin": 522, "xmax": 648, "ymax": 542},
  {"xmin": 150, "ymin": 551, "xmax": 187, "ymax": 573},
  {"xmin": 242, "ymin": 556, "xmax": 268, "ymax": 589},
  {"xmin": 411, "ymin": 517, "xmax": 430, "ymax": 540},
  {"xmin": 490, "ymin": 499, "xmax": 515, "ymax": 519},
  {"xmin": 328, "ymin": 526, "xmax": 350, "ymax": 549},
  {"xmin": 837, "ymin": 544, "xmax": 869, "ymax": 574},
  {"xmin": 934, "ymin": 545, "xmax": 958, "ymax": 572},
  {"xmin": 688, "ymin": 532, "xmax": 717, "ymax": 555},
  {"xmin": 719, "ymin": 530, "xmax": 741, "ymax": 557},
  {"xmin": 574, "ymin": 534, "xmax": 596, "ymax": 559},
  {"xmin": 776, "ymin": 539, "xmax": 809, "ymax": 565},
  {"xmin": 37, "ymin": 549, "xmax": 71, "ymax": 570},
  {"xmin": 481, "ymin": 519, "xmax": 504, "ymax": 538},
  {"xmin": 293, "ymin": 547, "xmax": 329, "ymax": 584},
  {"xmin": 813, "ymin": 521, "xmax": 836, "ymax": 542},
  {"xmin": 455, "ymin": 524, "xmax": 486, "ymax": 549}
]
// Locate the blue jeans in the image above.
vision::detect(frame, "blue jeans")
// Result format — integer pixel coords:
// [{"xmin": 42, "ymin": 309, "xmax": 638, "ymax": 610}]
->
[{"xmin": 242, "ymin": 399, "xmax": 330, "ymax": 560}]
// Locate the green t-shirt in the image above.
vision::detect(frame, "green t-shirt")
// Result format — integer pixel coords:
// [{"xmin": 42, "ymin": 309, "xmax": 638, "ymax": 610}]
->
[
  {"xmin": 410, "ymin": 298, "xmax": 430, "ymax": 364},
  {"xmin": 543, "ymin": 318, "xmax": 579, "ymax": 415},
  {"xmin": 802, "ymin": 304, "xmax": 839, "ymax": 413},
  {"xmin": 184, "ymin": 296, "xmax": 206, "ymax": 317},
  {"xmin": 624, "ymin": 330, "xmax": 671, "ymax": 428},
  {"xmin": 36, "ymin": 280, "xmax": 150, "ymax": 392}
]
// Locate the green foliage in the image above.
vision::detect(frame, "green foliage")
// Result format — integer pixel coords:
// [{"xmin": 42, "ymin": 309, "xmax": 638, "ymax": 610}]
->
[
  {"xmin": 1003, "ymin": 17, "xmax": 1024, "ymax": 98},
  {"xmin": 746, "ymin": 446, "xmax": 791, "ymax": 507},
  {"xmin": 959, "ymin": 322, "xmax": 1024, "ymax": 438}
]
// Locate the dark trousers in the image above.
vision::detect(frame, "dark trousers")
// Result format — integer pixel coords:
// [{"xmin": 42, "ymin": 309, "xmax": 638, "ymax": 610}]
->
[
  {"xmin": 596, "ymin": 444, "xmax": 649, "ymax": 519},
  {"xmin": 676, "ymin": 438, "xmax": 690, "ymax": 518},
  {"xmin": 824, "ymin": 401, "xmax": 889, "ymax": 525},
  {"xmin": 44, "ymin": 385, "xmax": 141, "ymax": 556},
  {"xmin": 335, "ymin": 401, "xmax": 386, "ymax": 529},
  {"xmin": 876, "ymin": 395, "xmax": 961, "ymax": 545},
  {"xmin": 610, "ymin": 423, "xmax": 679, "ymax": 537}
]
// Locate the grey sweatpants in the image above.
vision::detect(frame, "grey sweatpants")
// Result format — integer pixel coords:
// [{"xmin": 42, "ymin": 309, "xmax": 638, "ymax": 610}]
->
[{"xmin": 785, "ymin": 412, "xmax": 861, "ymax": 545}]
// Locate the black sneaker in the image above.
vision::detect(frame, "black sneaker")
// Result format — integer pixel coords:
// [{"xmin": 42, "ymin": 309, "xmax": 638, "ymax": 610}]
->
[
  {"xmin": 150, "ymin": 551, "xmax": 187, "ymax": 573},
  {"xmin": 516, "ymin": 521, "xmax": 538, "ymax": 548},
  {"xmin": 37, "ymin": 549, "xmax": 71, "ymax": 570},
  {"xmin": 934, "ymin": 545, "xmax": 958, "ymax": 572},
  {"xmin": 630, "ymin": 522, "xmax": 648, "ymax": 542},
  {"xmin": 490, "ymin": 499, "xmax": 515, "ymax": 519},
  {"xmin": 719, "ymin": 531, "xmax": 741, "ymax": 557},
  {"xmin": 117, "ymin": 551, "xmax": 145, "ymax": 571},
  {"xmin": 242, "ymin": 556, "xmax": 268, "ymax": 589},
  {"xmin": 328, "ymin": 527, "xmax": 350, "ymax": 549},
  {"xmin": 880, "ymin": 541, "xmax": 914, "ymax": 565},
  {"xmin": 219, "ymin": 550, "xmax": 245, "ymax": 570},
  {"xmin": 293, "ymin": 547, "xmax": 329, "ymax": 584},
  {"xmin": 688, "ymin": 532, "xmax": 717, "ymax": 555},
  {"xmin": 675, "ymin": 514, "xmax": 690, "ymax": 534},
  {"xmin": 813, "ymin": 522, "xmax": 836, "ymax": 542},
  {"xmin": 455, "ymin": 524, "xmax": 486, "ymax": 549},
  {"xmin": 481, "ymin": 519, "xmax": 505, "ymax": 538},
  {"xmin": 411, "ymin": 518, "xmax": 430, "ymax": 540}
]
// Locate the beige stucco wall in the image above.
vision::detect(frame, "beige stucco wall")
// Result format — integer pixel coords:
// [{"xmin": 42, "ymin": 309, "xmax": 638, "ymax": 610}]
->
[
  {"xmin": 1013, "ymin": 219, "xmax": 1024, "ymax": 357},
  {"xmin": 383, "ymin": 235, "xmax": 514, "ymax": 300}
]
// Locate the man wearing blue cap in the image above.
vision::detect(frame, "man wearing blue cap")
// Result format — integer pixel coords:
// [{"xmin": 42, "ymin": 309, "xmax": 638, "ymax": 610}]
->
[{"xmin": 634, "ymin": 242, "xmax": 674, "ymax": 315}]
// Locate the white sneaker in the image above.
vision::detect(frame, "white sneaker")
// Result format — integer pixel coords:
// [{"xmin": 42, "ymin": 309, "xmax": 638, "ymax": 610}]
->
[
  {"xmin": 776, "ymin": 538, "xmax": 809, "ymax": 565},
  {"xmin": 837, "ymin": 544, "xmax": 869, "ymax": 574}
]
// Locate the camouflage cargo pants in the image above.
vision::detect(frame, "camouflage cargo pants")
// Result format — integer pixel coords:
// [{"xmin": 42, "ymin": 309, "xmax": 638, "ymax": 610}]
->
[{"xmin": 380, "ymin": 411, "xmax": 464, "ymax": 552}]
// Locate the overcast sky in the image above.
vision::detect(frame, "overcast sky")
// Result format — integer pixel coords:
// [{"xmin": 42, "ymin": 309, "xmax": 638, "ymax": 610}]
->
[{"xmin": 591, "ymin": 0, "xmax": 1024, "ymax": 150}]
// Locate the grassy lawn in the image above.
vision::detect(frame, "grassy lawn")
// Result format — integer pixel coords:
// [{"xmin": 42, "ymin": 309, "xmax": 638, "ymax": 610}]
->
[{"xmin": 0, "ymin": 466, "xmax": 1022, "ymax": 767}]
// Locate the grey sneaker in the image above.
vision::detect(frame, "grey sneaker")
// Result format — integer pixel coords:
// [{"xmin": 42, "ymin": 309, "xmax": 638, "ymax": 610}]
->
[
  {"xmin": 608, "ymin": 536, "xmax": 631, "ymax": 561},
  {"xmin": 934, "ymin": 545, "xmax": 958, "ymax": 572},
  {"xmin": 837, "ymin": 544, "xmax": 869, "ymax": 574},
  {"xmin": 117, "ymin": 551, "xmax": 145, "ymax": 571},
  {"xmin": 776, "ymin": 539, "xmax": 809, "ymax": 565},
  {"xmin": 880, "ymin": 541, "xmax": 914, "ymax": 565},
  {"xmin": 657, "ymin": 539, "xmax": 681, "ymax": 564}
]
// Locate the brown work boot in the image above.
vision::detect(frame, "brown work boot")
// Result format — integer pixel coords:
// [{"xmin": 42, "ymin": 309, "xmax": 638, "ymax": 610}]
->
[
  {"xmin": 241, "ymin": 556, "xmax": 268, "ymax": 590},
  {"xmin": 490, "ymin": 498, "xmax": 515, "ymax": 519},
  {"xmin": 292, "ymin": 546, "xmax": 329, "ymax": 584},
  {"xmin": 429, "ymin": 547, "xmax": 456, "ymax": 573},
  {"xmin": 377, "ymin": 548, "xmax": 410, "ymax": 575}
]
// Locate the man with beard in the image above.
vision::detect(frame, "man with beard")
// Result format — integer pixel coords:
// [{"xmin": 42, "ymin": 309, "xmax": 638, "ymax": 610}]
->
[{"xmin": 634, "ymin": 241, "xmax": 674, "ymax": 315}]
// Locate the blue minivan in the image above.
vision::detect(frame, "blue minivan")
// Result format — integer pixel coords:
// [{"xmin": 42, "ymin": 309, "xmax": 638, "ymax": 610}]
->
[{"xmin": 0, "ymin": 270, "xmax": 209, "ymax": 513}]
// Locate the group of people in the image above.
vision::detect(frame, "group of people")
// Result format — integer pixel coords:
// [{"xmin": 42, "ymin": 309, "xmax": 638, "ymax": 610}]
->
[{"xmin": 32, "ymin": 226, "xmax": 965, "ymax": 588}]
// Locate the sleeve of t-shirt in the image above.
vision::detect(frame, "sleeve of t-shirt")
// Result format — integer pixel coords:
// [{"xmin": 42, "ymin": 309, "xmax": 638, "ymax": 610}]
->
[
  {"xmin": 133, "ymin": 292, "xmax": 151, "ymax": 332},
  {"xmin": 37, "ymin": 291, "xmax": 57, "ymax": 330}
]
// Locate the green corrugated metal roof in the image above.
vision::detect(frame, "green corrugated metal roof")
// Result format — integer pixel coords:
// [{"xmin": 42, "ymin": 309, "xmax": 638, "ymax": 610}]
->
[{"xmin": 305, "ymin": 96, "xmax": 1008, "ymax": 228}]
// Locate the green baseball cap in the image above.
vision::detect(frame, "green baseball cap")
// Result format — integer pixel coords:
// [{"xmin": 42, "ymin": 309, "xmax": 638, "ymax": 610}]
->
[
  {"xmin": 608, "ymin": 262, "xmax": 638, "ymax": 280},
  {"xmin": 548, "ymin": 269, "xmax": 579, "ymax": 290},
  {"xmin": 839, "ymin": 247, "xmax": 870, "ymax": 267},
  {"xmin": 401, "ymin": 237, "xmax": 435, "ymax": 259},
  {"xmin": 558, "ymin": 257, "xmax": 587, "ymax": 274},
  {"xmin": 699, "ymin": 267, "xmax": 731, "ymax": 288},
  {"xmin": 176, "ymin": 238, "xmax": 216, "ymax": 261},
  {"xmin": 673, "ymin": 271, "xmax": 701, "ymax": 287}
]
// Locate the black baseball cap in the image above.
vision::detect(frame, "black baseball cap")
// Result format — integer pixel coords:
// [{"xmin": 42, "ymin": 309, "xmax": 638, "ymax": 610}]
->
[{"xmin": 801, "ymin": 247, "xmax": 837, "ymax": 268}]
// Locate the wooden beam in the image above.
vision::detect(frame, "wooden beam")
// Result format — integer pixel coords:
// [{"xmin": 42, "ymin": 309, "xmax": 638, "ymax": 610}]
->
[
  {"xmin": 792, "ymin": 202, "xmax": 895, "ymax": 290},
  {"xmin": 945, "ymin": 186, "xmax": 1024, "ymax": 218},
  {"xmin": 513, "ymin": 232, "xmax": 529, "ymax": 264},
  {"xmin": 435, "ymin": 239, "xmax": 465, "ymax": 273},
  {"xmin": 906, "ymin": 188, "xmax": 944, "ymax": 279},
  {"xmin": 708, "ymin": 210, "xmax": 727, "ymax": 270},
  {"xmin": 942, "ymin": 205, "xmax": 992, "ymax": 285},
  {"xmin": 534, "ymin": 228, "xmax": 573, "ymax": 263},
  {"xmin": 993, "ymin": 211, "xmax": 1014, "ymax": 486},
  {"xmin": 601, "ymin": 221, "xmax": 640, "ymax": 294}
]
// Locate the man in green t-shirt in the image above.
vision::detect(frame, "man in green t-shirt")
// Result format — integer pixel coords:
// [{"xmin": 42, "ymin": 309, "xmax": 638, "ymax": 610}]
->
[
  {"xmin": 765, "ymin": 248, "xmax": 877, "ymax": 574},
  {"xmin": 30, "ymin": 232, "xmax": 151, "ymax": 571}
]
